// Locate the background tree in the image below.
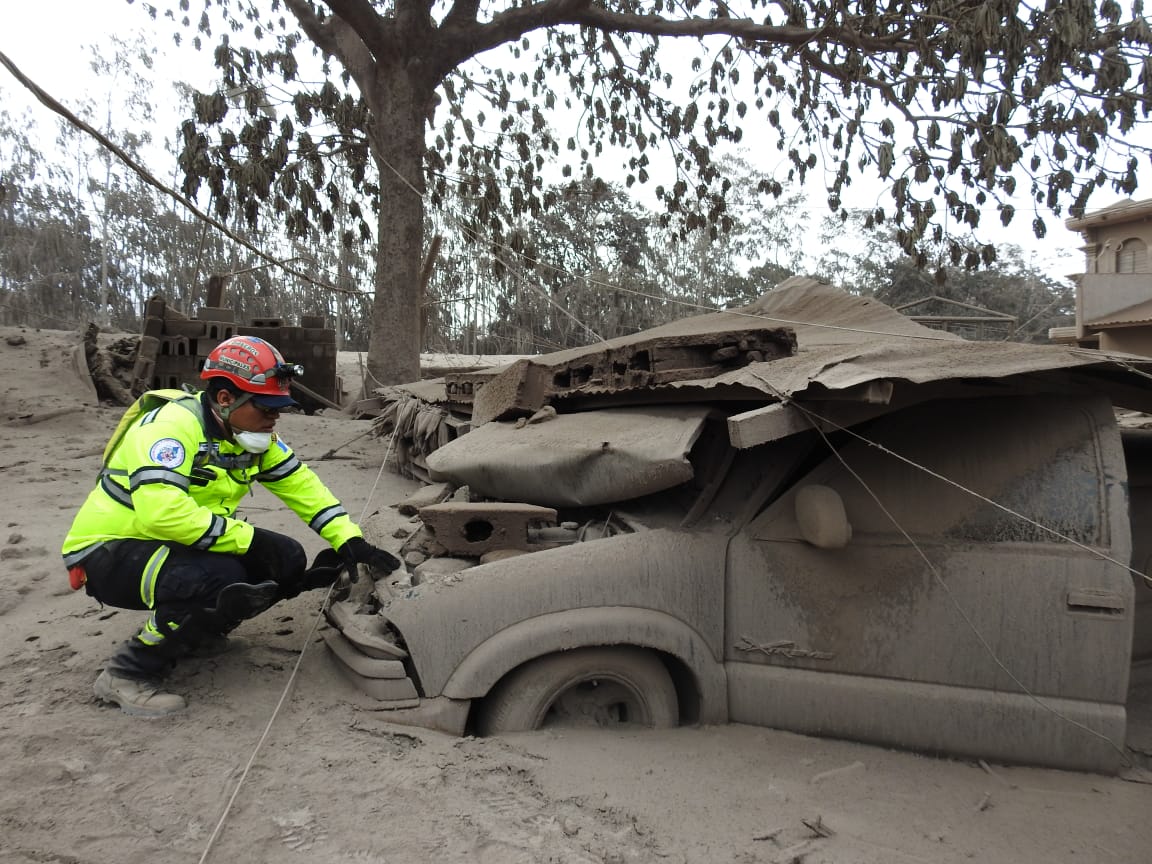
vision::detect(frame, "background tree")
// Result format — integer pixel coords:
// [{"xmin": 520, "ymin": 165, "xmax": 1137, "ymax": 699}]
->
[
  {"xmin": 0, "ymin": 85, "xmax": 1072, "ymax": 348},
  {"xmin": 840, "ymin": 231, "xmax": 1074, "ymax": 341},
  {"xmin": 73, "ymin": 36, "xmax": 160, "ymax": 328},
  {"xmin": 0, "ymin": 109, "xmax": 99, "ymax": 328},
  {"xmin": 162, "ymin": 0, "xmax": 1152, "ymax": 385}
]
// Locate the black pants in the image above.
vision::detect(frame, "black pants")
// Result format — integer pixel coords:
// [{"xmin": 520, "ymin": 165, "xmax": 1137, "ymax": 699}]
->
[{"xmin": 81, "ymin": 531, "xmax": 306, "ymax": 681}]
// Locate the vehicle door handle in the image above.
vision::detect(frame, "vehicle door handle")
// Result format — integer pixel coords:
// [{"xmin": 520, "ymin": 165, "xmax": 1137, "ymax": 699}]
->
[{"xmin": 1066, "ymin": 588, "xmax": 1125, "ymax": 615}]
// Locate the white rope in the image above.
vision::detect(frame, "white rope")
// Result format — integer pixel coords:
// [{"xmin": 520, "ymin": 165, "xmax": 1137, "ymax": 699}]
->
[
  {"xmin": 197, "ymin": 431, "xmax": 398, "ymax": 864},
  {"xmin": 356, "ymin": 432, "xmax": 398, "ymax": 524}
]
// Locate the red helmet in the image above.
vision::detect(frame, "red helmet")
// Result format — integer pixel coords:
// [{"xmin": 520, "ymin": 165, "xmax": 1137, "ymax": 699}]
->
[{"xmin": 200, "ymin": 336, "xmax": 302, "ymax": 407}]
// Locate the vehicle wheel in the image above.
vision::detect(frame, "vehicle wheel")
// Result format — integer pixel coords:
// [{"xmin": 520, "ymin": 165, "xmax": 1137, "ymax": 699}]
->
[{"xmin": 478, "ymin": 647, "xmax": 679, "ymax": 734}]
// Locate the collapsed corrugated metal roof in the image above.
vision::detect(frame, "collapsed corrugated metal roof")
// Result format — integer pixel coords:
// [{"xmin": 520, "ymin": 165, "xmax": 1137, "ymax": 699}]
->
[
  {"xmin": 453, "ymin": 277, "xmax": 1152, "ymax": 415},
  {"xmin": 663, "ymin": 278, "xmax": 1152, "ymax": 405},
  {"xmin": 381, "ymin": 278, "xmax": 1152, "ymax": 491}
]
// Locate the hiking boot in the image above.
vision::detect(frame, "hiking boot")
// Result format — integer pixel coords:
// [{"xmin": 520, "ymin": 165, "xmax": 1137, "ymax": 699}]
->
[{"xmin": 93, "ymin": 669, "xmax": 187, "ymax": 718}]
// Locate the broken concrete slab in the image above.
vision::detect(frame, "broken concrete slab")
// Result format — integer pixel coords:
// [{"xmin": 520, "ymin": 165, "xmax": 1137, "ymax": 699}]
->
[
  {"xmin": 397, "ymin": 481, "xmax": 454, "ymax": 516},
  {"xmin": 470, "ymin": 329, "xmax": 797, "ymax": 425}
]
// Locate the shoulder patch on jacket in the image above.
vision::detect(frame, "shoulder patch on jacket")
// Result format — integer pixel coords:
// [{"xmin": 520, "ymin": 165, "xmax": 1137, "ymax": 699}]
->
[{"xmin": 149, "ymin": 438, "xmax": 186, "ymax": 468}]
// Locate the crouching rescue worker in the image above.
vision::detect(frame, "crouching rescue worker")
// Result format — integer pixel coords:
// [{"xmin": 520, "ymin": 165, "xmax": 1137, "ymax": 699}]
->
[{"xmin": 61, "ymin": 335, "xmax": 399, "ymax": 717}]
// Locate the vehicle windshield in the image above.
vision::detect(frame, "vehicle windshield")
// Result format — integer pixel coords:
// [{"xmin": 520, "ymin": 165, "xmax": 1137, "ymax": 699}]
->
[{"xmin": 611, "ymin": 416, "xmax": 798, "ymax": 533}]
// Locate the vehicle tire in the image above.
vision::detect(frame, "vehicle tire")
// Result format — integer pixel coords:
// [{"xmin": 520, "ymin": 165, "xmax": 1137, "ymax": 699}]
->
[{"xmin": 478, "ymin": 647, "xmax": 679, "ymax": 735}]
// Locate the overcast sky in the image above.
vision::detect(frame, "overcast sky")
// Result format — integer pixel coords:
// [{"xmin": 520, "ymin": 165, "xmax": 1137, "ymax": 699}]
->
[{"xmin": 2, "ymin": 0, "xmax": 1119, "ymax": 283}]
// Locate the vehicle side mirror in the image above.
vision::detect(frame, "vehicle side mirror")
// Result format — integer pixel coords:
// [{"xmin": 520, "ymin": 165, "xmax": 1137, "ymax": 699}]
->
[{"xmin": 794, "ymin": 485, "xmax": 852, "ymax": 549}]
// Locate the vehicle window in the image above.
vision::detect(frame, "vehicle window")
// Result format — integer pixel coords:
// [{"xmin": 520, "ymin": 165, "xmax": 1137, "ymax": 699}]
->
[
  {"xmin": 1122, "ymin": 429, "xmax": 1152, "ymax": 570},
  {"xmin": 756, "ymin": 396, "xmax": 1106, "ymax": 546},
  {"xmin": 702, "ymin": 430, "xmax": 820, "ymax": 531}
]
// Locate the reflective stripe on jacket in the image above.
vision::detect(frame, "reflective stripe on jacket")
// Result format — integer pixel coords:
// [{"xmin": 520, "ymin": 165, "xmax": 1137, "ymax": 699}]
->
[{"xmin": 61, "ymin": 392, "xmax": 361, "ymax": 560}]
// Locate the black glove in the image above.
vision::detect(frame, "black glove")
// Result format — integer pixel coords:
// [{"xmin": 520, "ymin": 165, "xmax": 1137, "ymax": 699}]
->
[
  {"xmin": 301, "ymin": 548, "xmax": 346, "ymax": 591},
  {"xmin": 338, "ymin": 537, "xmax": 401, "ymax": 579}
]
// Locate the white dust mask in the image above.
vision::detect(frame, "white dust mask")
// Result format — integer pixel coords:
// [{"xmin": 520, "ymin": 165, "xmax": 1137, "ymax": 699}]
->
[{"xmin": 234, "ymin": 431, "xmax": 273, "ymax": 453}]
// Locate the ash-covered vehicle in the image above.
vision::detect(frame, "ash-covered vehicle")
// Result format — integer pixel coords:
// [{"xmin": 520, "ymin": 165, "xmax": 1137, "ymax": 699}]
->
[{"xmin": 324, "ymin": 279, "xmax": 1152, "ymax": 774}]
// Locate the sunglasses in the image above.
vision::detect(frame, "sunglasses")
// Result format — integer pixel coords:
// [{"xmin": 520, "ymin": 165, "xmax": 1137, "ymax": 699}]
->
[{"xmin": 251, "ymin": 401, "xmax": 283, "ymax": 417}]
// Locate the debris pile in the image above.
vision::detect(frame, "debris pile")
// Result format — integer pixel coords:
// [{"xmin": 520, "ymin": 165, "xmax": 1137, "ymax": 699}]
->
[
  {"xmin": 82, "ymin": 324, "xmax": 138, "ymax": 405},
  {"xmin": 369, "ymin": 327, "xmax": 796, "ymax": 480}
]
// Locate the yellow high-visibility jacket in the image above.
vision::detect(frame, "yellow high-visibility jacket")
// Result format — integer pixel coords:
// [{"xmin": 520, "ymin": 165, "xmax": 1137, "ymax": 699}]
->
[{"xmin": 62, "ymin": 392, "xmax": 361, "ymax": 565}]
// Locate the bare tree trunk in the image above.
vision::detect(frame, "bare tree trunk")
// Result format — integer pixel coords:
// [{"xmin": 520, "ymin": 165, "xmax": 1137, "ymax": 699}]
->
[{"xmin": 363, "ymin": 70, "xmax": 428, "ymax": 388}]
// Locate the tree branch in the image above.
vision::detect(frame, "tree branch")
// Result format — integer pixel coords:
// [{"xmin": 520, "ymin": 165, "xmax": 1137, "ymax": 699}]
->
[
  {"xmin": 443, "ymin": 0, "xmax": 482, "ymax": 28},
  {"xmin": 438, "ymin": 0, "xmax": 918, "ymax": 74},
  {"xmin": 281, "ymin": 0, "xmax": 344, "ymax": 57},
  {"xmin": 284, "ymin": 0, "xmax": 387, "ymax": 106},
  {"xmin": 574, "ymin": 7, "xmax": 837, "ymax": 44},
  {"xmin": 316, "ymin": 0, "xmax": 394, "ymax": 58},
  {"xmin": 439, "ymin": 0, "xmax": 589, "ymax": 66}
]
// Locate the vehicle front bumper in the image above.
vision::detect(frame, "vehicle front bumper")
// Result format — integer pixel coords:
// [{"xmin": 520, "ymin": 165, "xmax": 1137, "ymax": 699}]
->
[{"xmin": 320, "ymin": 601, "xmax": 472, "ymax": 735}]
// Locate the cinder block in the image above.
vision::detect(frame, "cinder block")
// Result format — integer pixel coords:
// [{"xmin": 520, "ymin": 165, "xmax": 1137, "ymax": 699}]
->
[
  {"xmin": 137, "ymin": 335, "xmax": 161, "ymax": 360},
  {"xmin": 278, "ymin": 326, "xmax": 303, "ymax": 343},
  {"xmin": 159, "ymin": 335, "xmax": 191, "ymax": 357},
  {"xmin": 418, "ymin": 502, "xmax": 558, "ymax": 555},
  {"xmin": 201, "ymin": 324, "xmax": 234, "ymax": 343},
  {"xmin": 164, "ymin": 319, "xmax": 206, "ymax": 339},
  {"xmin": 153, "ymin": 354, "xmax": 200, "ymax": 389},
  {"xmin": 197, "ymin": 305, "xmax": 235, "ymax": 323},
  {"xmin": 155, "ymin": 355, "xmax": 200, "ymax": 376},
  {"xmin": 204, "ymin": 275, "xmax": 228, "ymax": 308},
  {"xmin": 470, "ymin": 359, "xmax": 552, "ymax": 425},
  {"xmin": 131, "ymin": 357, "xmax": 154, "ymax": 381},
  {"xmin": 300, "ymin": 314, "xmax": 325, "ymax": 329},
  {"xmin": 444, "ymin": 371, "xmax": 497, "ymax": 404}
]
